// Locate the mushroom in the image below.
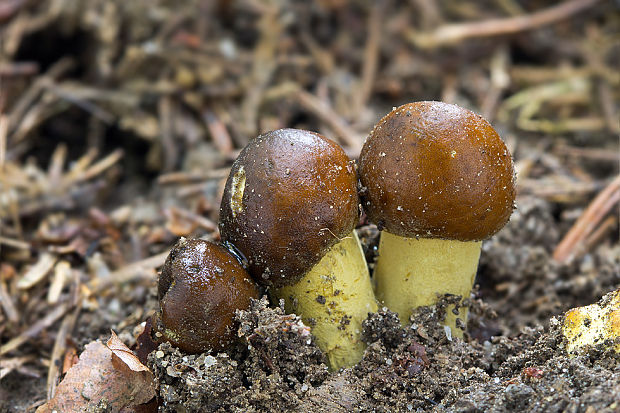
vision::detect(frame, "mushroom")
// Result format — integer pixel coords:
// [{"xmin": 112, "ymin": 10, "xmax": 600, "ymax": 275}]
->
[
  {"xmin": 358, "ymin": 101, "xmax": 515, "ymax": 335},
  {"xmin": 219, "ymin": 128, "xmax": 377, "ymax": 370},
  {"xmin": 156, "ymin": 238, "xmax": 259, "ymax": 353}
]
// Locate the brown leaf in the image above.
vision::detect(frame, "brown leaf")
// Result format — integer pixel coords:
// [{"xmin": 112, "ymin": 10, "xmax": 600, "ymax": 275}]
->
[
  {"xmin": 107, "ymin": 330, "xmax": 150, "ymax": 372},
  {"xmin": 36, "ymin": 340, "xmax": 155, "ymax": 413}
]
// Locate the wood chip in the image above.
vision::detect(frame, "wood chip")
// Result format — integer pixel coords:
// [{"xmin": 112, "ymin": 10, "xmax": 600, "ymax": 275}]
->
[{"xmin": 16, "ymin": 252, "xmax": 57, "ymax": 290}]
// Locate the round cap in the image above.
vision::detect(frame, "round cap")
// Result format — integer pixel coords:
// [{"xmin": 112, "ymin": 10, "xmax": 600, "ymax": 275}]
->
[
  {"xmin": 359, "ymin": 101, "xmax": 515, "ymax": 241},
  {"xmin": 158, "ymin": 238, "xmax": 259, "ymax": 353},
  {"xmin": 219, "ymin": 128, "xmax": 359, "ymax": 288}
]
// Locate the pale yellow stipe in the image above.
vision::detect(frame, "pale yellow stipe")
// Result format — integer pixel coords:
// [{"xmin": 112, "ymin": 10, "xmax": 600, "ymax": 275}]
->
[
  {"xmin": 274, "ymin": 231, "xmax": 378, "ymax": 371},
  {"xmin": 373, "ymin": 231, "xmax": 482, "ymax": 337},
  {"xmin": 562, "ymin": 289, "xmax": 620, "ymax": 355}
]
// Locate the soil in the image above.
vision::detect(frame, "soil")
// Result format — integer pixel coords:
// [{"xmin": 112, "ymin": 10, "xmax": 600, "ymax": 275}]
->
[
  {"xmin": 1, "ymin": 1, "xmax": 618, "ymax": 412},
  {"xmin": 147, "ymin": 210, "xmax": 620, "ymax": 412}
]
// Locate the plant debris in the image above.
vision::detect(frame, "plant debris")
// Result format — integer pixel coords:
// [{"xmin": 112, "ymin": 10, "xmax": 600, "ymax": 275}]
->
[{"xmin": 0, "ymin": 0, "xmax": 618, "ymax": 412}]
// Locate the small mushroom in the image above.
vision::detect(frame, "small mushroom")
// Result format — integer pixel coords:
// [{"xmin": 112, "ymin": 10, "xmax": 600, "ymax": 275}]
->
[
  {"xmin": 358, "ymin": 101, "xmax": 516, "ymax": 335},
  {"xmin": 219, "ymin": 128, "xmax": 377, "ymax": 370},
  {"xmin": 562, "ymin": 289, "xmax": 620, "ymax": 355},
  {"xmin": 156, "ymin": 238, "xmax": 259, "ymax": 353}
]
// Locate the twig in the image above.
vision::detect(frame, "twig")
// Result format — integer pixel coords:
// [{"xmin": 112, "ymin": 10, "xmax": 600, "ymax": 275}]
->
[
  {"xmin": 0, "ymin": 270, "xmax": 19, "ymax": 324},
  {"xmin": 0, "ymin": 115, "xmax": 7, "ymax": 170},
  {"xmin": 0, "ymin": 0, "xmax": 27, "ymax": 22},
  {"xmin": 408, "ymin": 0, "xmax": 602, "ymax": 48},
  {"xmin": 354, "ymin": 4, "xmax": 382, "ymax": 116},
  {"xmin": 0, "ymin": 61, "xmax": 38, "ymax": 77},
  {"xmin": 555, "ymin": 144, "xmax": 620, "ymax": 163},
  {"xmin": 168, "ymin": 206, "xmax": 217, "ymax": 232},
  {"xmin": 241, "ymin": 6, "xmax": 280, "ymax": 137},
  {"xmin": 203, "ymin": 108, "xmax": 233, "ymax": 155},
  {"xmin": 90, "ymin": 250, "xmax": 170, "ymax": 294},
  {"xmin": 72, "ymin": 149, "xmax": 123, "ymax": 183},
  {"xmin": 157, "ymin": 169, "xmax": 231, "ymax": 185},
  {"xmin": 0, "ymin": 302, "xmax": 72, "ymax": 356},
  {"xmin": 553, "ymin": 175, "xmax": 620, "ymax": 263},
  {"xmin": 46, "ymin": 300, "xmax": 81, "ymax": 400},
  {"xmin": 583, "ymin": 215, "xmax": 618, "ymax": 255},
  {"xmin": 7, "ymin": 58, "xmax": 74, "ymax": 140},
  {"xmin": 0, "ymin": 235, "xmax": 30, "ymax": 249},
  {"xmin": 295, "ymin": 90, "xmax": 361, "ymax": 152},
  {"xmin": 16, "ymin": 252, "xmax": 58, "ymax": 290},
  {"xmin": 158, "ymin": 95, "xmax": 177, "ymax": 172}
]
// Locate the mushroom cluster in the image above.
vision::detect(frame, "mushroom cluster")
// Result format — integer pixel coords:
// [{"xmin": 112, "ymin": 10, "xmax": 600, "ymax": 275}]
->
[{"xmin": 154, "ymin": 101, "xmax": 516, "ymax": 369}]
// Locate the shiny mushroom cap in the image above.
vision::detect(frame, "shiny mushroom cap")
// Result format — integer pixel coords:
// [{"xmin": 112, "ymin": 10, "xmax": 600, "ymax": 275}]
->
[
  {"xmin": 359, "ymin": 101, "xmax": 515, "ymax": 241},
  {"xmin": 157, "ymin": 238, "xmax": 259, "ymax": 353},
  {"xmin": 219, "ymin": 128, "xmax": 359, "ymax": 288}
]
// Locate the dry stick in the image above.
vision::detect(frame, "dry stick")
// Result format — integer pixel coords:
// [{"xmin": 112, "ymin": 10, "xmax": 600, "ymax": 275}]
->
[
  {"xmin": 0, "ymin": 61, "xmax": 38, "ymax": 77},
  {"xmin": 0, "ymin": 115, "xmax": 7, "ymax": 170},
  {"xmin": 203, "ymin": 108, "xmax": 233, "ymax": 155},
  {"xmin": 354, "ymin": 4, "xmax": 382, "ymax": 116},
  {"xmin": 0, "ymin": 236, "xmax": 30, "ymax": 249},
  {"xmin": 73, "ymin": 149, "xmax": 123, "ymax": 183},
  {"xmin": 157, "ymin": 169, "xmax": 230, "ymax": 185},
  {"xmin": 158, "ymin": 96, "xmax": 177, "ymax": 173},
  {"xmin": 46, "ymin": 84, "xmax": 115, "ymax": 124},
  {"xmin": 296, "ymin": 90, "xmax": 361, "ymax": 152},
  {"xmin": 584, "ymin": 215, "xmax": 618, "ymax": 255},
  {"xmin": 7, "ymin": 58, "xmax": 74, "ymax": 139},
  {"xmin": 168, "ymin": 206, "xmax": 218, "ymax": 232},
  {"xmin": 0, "ymin": 274, "xmax": 19, "ymax": 324},
  {"xmin": 408, "ymin": 0, "xmax": 602, "ymax": 48},
  {"xmin": 46, "ymin": 301, "xmax": 81, "ymax": 400},
  {"xmin": 553, "ymin": 175, "xmax": 620, "ymax": 263},
  {"xmin": 555, "ymin": 145, "xmax": 620, "ymax": 163},
  {"xmin": 241, "ymin": 6, "xmax": 279, "ymax": 136},
  {"xmin": 0, "ymin": 302, "xmax": 72, "ymax": 356},
  {"xmin": 89, "ymin": 250, "xmax": 170, "ymax": 295}
]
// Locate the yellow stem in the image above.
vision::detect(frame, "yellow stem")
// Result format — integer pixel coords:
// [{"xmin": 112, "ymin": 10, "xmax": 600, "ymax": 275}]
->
[
  {"xmin": 373, "ymin": 231, "xmax": 481, "ymax": 337},
  {"xmin": 274, "ymin": 231, "xmax": 378, "ymax": 370}
]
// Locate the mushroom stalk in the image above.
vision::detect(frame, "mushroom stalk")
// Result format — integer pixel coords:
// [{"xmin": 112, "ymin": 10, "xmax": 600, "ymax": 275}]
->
[
  {"xmin": 274, "ymin": 231, "xmax": 377, "ymax": 370},
  {"xmin": 373, "ymin": 231, "xmax": 481, "ymax": 336}
]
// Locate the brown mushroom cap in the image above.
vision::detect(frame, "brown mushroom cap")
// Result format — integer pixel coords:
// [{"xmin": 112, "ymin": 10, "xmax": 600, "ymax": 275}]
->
[
  {"xmin": 359, "ymin": 101, "xmax": 515, "ymax": 241},
  {"xmin": 219, "ymin": 128, "xmax": 359, "ymax": 288},
  {"xmin": 157, "ymin": 238, "xmax": 259, "ymax": 353}
]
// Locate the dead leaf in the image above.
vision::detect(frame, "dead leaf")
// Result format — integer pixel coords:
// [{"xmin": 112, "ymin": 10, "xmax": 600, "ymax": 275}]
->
[
  {"xmin": 107, "ymin": 330, "xmax": 150, "ymax": 372},
  {"xmin": 36, "ymin": 340, "xmax": 156, "ymax": 413}
]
